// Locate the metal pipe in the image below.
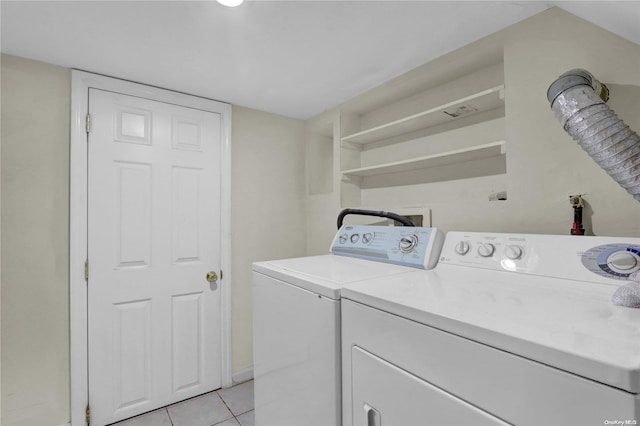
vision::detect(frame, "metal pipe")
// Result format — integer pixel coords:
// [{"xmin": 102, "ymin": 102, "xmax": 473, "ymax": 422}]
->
[{"xmin": 548, "ymin": 69, "xmax": 640, "ymax": 201}]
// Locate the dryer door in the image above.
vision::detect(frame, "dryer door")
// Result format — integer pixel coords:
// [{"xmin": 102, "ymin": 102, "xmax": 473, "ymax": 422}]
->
[{"xmin": 350, "ymin": 346, "xmax": 508, "ymax": 426}]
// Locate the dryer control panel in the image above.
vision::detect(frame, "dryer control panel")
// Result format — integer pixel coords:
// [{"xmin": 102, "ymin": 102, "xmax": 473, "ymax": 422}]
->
[
  {"xmin": 440, "ymin": 231, "xmax": 640, "ymax": 285},
  {"xmin": 331, "ymin": 225, "xmax": 445, "ymax": 269}
]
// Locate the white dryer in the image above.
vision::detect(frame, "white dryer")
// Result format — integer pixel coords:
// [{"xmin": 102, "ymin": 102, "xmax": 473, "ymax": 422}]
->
[
  {"xmin": 253, "ymin": 224, "xmax": 444, "ymax": 426},
  {"xmin": 342, "ymin": 232, "xmax": 640, "ymax": 426}
]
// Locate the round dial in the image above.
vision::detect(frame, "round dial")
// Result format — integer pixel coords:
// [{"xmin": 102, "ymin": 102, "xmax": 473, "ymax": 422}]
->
[
  {"xmin": 477, "ymin": 243, "xmax": 495, "ymax": 258},
  {"xmin": 399, "ymin": 234, "xmax": 418, "ymax": 253},
  {"xmin": 607, "ymin": 251, "xmax": 638, "ymax": 272},
  {"xmin": 362, "ymin": 233, "xmax": 373, "ymax": 244},
  {"xmin": 339, "ymin": 234, "xmax": 348, "ymax": 244},
  {"xmin": 455, "ymin": 241, "xmax": 470, "ymax": 255},
  {"xmin": 504, "ymin": 245, "xmax": 523, "ymax": 260},
  {"xmin": 581, "ymin": 244, "xmax": 640, "ymax": 280},
  {"xmin": 350, "ymin": 234, "xmax": 360, "ymax": 243}
]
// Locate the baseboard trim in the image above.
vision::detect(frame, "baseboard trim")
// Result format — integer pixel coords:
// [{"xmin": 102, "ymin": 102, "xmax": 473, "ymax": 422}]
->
[{"xmin": 232, "ymin": 367, "xmax": 254, "ymax": 385}]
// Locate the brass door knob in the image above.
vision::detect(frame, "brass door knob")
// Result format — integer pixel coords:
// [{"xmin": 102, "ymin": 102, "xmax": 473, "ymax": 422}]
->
[{"xmin": 206, "ymin": 271, "xmax": 218, "ymax": 283}]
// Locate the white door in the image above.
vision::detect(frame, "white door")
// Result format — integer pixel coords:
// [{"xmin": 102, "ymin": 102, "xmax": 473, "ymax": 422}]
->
[{"xmin": 87, "ymin": 88, "xmax": 222, "ymax": 425}]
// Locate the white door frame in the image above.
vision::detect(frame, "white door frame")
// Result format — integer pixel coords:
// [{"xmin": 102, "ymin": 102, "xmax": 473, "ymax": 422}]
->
[{"xmin": 70, "ymin": 70, "xmax": 233, "ymax": 426}]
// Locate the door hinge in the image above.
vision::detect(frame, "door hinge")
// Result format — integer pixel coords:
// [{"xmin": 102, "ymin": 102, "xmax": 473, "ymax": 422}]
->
[
  {"xmin": 85, "ymin": 113, "xmax": 91, "ymax": 134},
  {"xmin": 85, "ymin": 403, "xmax": 91, "ymax": 425},
  {"xmin": 220, "ymin": 270, "xmax": 223, "ymax": 280},
  {"xmin": 84, "ymin": 259, "xmax": 89, "ymax": 281}
]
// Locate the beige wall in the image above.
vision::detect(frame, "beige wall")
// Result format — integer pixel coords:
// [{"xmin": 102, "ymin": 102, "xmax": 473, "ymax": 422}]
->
[
  {"xmin": 1, "ymin": 55, "xmax": 71, "ymax": 426},
  {"xmin": 501, "ymin": 8, "xmax": 640, "ymax": 235},
  {"xmin": 0, "ymin": 55, "xmax": 306, "ymax": 425},
  {"xmin": 230, "ymin": 106, "xmax": 306, "ymax": 374},
  {"xmin": 2, "ymin": 6, "xmax": 640, "ymax": 426},
  {"xmin": 306, "ymin": 8, "xmax": 640, "ymax": 253}
]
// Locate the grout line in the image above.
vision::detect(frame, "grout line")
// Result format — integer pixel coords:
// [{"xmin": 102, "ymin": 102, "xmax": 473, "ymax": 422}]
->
[
  {"xmin": 218, "ymin": 396, "xmax": 234, "ymax": 416},
  {"xmin": 165, "ymin": 407, "xmax": 174, "ymax": 425},
  {"xmin": 233, "ymin": 410, "xmax": 254, "ymax": 426},
  {"xmin": 216, "ymin": 390, "xmax": 254, "ymax": 424},
  {"xmin": 216, "ymin": 391, "xmax": 237, "ymax": 423}
]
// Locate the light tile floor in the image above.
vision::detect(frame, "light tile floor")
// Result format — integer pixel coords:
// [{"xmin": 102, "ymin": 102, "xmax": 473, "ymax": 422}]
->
[{"xmin": 110, "ymin": 380, "xmax": 254, "ymax": 426}]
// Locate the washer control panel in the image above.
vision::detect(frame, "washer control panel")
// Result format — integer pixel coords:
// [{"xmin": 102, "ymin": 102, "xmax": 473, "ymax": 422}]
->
[
  {"xmin": 581, "ymin": 244, "xmax": 640, "ymax": 279},
  {"xmin": 440, "ymin": 231, "xmax": 640, "ymax": 285},
  {"xmin": 331, "ymin": 225, "xmax": 445, "ymax": 269}
]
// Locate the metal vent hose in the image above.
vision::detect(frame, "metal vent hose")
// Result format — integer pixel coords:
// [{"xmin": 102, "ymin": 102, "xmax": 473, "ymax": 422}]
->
[{"xmin": 548, "ymin": 69, "xmax": 640, "ymax": 201}]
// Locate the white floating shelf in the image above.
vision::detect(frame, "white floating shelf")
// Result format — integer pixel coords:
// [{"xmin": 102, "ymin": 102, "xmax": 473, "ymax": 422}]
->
[
  {"xmin": 341, "ymin": 141, "xmax": 506, "ymax": 178},
  {"xmin": 341, "ymin": 85, "xmax": 505, "ymax": 145}
]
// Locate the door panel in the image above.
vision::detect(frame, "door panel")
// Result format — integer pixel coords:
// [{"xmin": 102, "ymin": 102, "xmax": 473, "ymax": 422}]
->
[
  {"xmin": 172, "ymin": 167, "xmax": 202, "ymax": 263},
  {"xmin": 113, "ymin": 299, "xmax": 152, "ymax": 410},
  {"xmin": 171, "ymin": 291, "xmax": 204, "ymax": 393},
  {"xmin": 115, "ymin": 161, "xmax": 151, "ymax": 267},
  {"xmin": 351, "ymin": 346, "xmax": 508, "ymax": 426},
  {"xmin": 88, "ymin": 88, "xmax": 222, "ymax": 425}
]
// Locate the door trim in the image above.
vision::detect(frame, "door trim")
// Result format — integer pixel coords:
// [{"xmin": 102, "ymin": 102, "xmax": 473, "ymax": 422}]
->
[{"xmin": 70, "ymin": 70, "xmax": 233, "ymax": 426}]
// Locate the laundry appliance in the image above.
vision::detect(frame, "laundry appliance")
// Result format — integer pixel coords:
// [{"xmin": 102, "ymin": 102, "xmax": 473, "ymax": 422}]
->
[
  {"xmin": 252, "ymin": 220, "xmax": 444, "ymax": 426},
  {"xmin": 342, "ymin": 231, "xmax": 640, "ymax": 426}
]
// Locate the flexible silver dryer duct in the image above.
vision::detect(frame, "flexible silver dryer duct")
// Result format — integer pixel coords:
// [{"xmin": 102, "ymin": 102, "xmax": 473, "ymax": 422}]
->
[{"xmin": 547, "ymin": 69, "xmax": 640, "ymax": 201}]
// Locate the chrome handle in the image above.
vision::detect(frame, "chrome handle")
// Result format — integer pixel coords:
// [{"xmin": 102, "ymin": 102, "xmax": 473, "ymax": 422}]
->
[{"xmin": 206, "ymin": 271, "xmax": 218, "ymax": 283}]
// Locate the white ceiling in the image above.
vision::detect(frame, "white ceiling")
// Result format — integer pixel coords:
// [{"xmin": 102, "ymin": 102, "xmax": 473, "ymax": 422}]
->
[{"xmin": 2, "ymin": 1, "xmax": 639, "ymax": 120}]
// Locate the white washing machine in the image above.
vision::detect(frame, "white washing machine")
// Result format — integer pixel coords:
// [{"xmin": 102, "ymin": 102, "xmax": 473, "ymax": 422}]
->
[
  {"xmin": 252, "ymin": 224, "xmax": 444, "ymax": 426},
  {"xmin": 342, "ymin": 232, "xmax": 640, "ymax": 426}
]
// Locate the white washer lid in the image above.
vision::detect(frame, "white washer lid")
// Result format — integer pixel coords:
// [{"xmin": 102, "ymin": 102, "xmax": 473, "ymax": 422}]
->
[
  {"xmin": 342, "ymin": 265, "xmax": 640, "ymax": 393},
  {"xmin": 253, "ymin": 254, "xmax": 416, "ymax": 300}
]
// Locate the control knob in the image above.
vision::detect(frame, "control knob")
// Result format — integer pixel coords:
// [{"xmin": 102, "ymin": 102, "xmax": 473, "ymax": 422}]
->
[
  {"xmin": 504, "ymin": 245, "xmax": 523, "ymax": 260},
  {"xmin": 362, "ymin": 233, "xmax": 373, "ymax": 244},
  {"xmin": 607, "ymin": 251, "xmax": 639, "ymax": 272},
  {"xmin": 455, "ymin": 241, "xmax": 470, "ymax": 255},
  {"xmin": 399, "ymin": 235, "xmax": 419, "ymax": 253},
  {"xmin": 477, "ymin": 243, "xmax": 495, "ymax": 258}
]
